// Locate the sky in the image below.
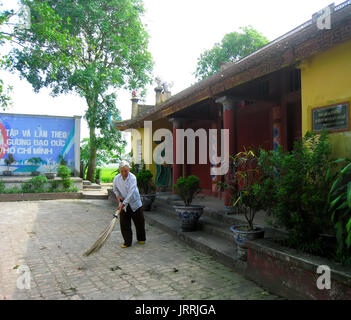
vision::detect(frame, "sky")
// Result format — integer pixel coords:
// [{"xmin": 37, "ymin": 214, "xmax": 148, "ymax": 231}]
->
[{"xmin": 0, "ymin": 0, "xmax": 342, "ymax": 152}]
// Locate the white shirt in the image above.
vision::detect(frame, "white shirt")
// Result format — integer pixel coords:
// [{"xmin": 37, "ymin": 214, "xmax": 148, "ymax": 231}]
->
[{"xmin": 113, "ymin": 172, "xmax": 142, "ymax": 212}]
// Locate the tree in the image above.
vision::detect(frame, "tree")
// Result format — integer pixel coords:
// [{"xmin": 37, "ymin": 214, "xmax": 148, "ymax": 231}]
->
[
  {"xmin": 194, "ymin": 26, "xmax": 269, "ymax": 81},
  {"xmin": 0, "ymin": 5, "xmax": 15, "ymax": 110},
  {"xmin": 10, "ymin": 0, "xmax": 153, "ymax": 181}
]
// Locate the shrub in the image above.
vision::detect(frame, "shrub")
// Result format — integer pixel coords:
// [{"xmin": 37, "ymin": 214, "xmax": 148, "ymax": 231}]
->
[
  {"xmin": 57, "ymin": 165, "xmax": 73, "ymax": 191},
  {"xmin": 22, "ymin": 176, "xmax": 48, "ymax": 193},
  {"xmin": 329, "ymin": 162, "xmax": 351, "ymax": 265},
  {"xmin": 5, "ymin": 187, "xmax": 21, "ymax": 194},
  {"xmin": 57, "ymin": 165, "xmax": 71, "ymax": 179},
  {"xmin": 0, "ymin": 180, "xmax": 5, "ymax": 193},
  {"xmin": 258, "ymin": 131, "xmax": 340, "ymax": 254},
  {"xmin": 48, "ymin": 180, "xmax": 60, "ymax": 192},
  {"xmin": 136, "ymin": 169, "xmax": 155, "ymax": 194},
  {"xmin": 174, "ymin": 175, "xmax": 201, "ymax": 206},
  {"xmin": 62, "ymin": 178, "xmax": 73, "ymax": 190},
  {"xmin": 70, "ymin": 186, "xmax": 78, "ymax": 193}
]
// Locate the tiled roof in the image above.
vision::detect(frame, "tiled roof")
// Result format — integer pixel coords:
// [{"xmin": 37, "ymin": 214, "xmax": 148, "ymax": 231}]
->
[{"xmin": 114, "ymin": 1, "xmax": 351, "ymax": 130}]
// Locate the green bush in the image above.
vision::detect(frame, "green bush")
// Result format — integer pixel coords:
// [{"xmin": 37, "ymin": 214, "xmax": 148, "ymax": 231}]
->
[
  {"xmin": 22, "ymin": 175, "xmax": 48, "ymax": 193},
  {"xmin": 136, "ymin": 169, "xmax": 155, "ymax": 194},
  {"xmin": 329, "ymin": 162, "xmax": 351, "ymax": 265},
  {"xmin": 70, "ymin": 186, "xmax": 78, "ymax": 193},
  {"xmin": 57, "ymin": 165, "xmax": 71, "ymax": 179},
  {"xmin": 258, "ymin": 131, "xmax": 339, "ymax": 254},
  {"xmin": 174, "ymin": 175, "xmax": 201, "ymax": 206},
  {"xmin": 57, "ymin": 165, "xmax": 73, "ymax": 191},
  {"xmin": 48, "ymin": 180, "xmax": 60, "ymax": 192},
  {"xmin": 0, "ymin": 180, "xmax": 5, "ymax": 193},
  {"xmin": 5, "ymin": 187, "xmax": 21, "ymax": 194},
  {"xmin": 62, "ymin": 178, "xmax": 73, "ymax": 190}
]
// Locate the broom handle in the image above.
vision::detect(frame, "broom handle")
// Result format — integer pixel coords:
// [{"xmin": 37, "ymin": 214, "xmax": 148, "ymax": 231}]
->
[{"xmin": 113, "ymin": 208, "xmax": 121, "ymax": 219}]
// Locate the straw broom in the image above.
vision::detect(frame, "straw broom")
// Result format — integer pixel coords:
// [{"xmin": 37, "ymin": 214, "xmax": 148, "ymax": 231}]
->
[{"xmin": 83, "ymin": 209, "xmax": 121, "ymax": 257}]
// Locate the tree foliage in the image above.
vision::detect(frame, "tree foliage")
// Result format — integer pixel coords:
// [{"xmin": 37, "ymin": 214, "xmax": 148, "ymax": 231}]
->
[
  {"xmin": 0, "ymin": 4, "xmax": 15, "ymax": 109},
  {"xmin": 194, "ymin": 26, "xmax": 269, "ymax": 81},
  {"xmin": 10, "ymin": 0, "xmax": 153, "ymax": 181}
]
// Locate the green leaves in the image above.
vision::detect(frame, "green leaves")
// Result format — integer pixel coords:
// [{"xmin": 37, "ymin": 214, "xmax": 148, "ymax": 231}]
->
[
  {"xmin": 136, "ymin": 169, "xmax": 154, "ymax": 194},
  {"xmin": 328, "ymin": 160, "xmax": 351, "ymax": 264},
  {"xmin": 194, "ymin": 26, "xmax": 269, "ymax": 81},
  {"xmin": 256, "ymin": 131, "xmax": 343, "ymax": 255},
  {"xmin": 174, "ymin": 176, "xmax": 201, "ymax": 206},
  {"xmin": 10, "ymin": 0, "xmax": 152, "ymax": 181}
]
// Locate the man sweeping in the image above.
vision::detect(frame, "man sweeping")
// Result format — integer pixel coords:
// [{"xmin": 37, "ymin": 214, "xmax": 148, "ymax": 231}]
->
[{"xmin": 113, "ymin": 162, "xmax": 146, "ymax": 248}]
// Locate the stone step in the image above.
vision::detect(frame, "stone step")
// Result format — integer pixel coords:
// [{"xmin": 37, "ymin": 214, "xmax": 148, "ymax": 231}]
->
[
  {"xmin": 153, "ymin": 200, "xmax": 234, "ymax": 242},
  {"xmin": 82, "ymin": 193, "xmax": 108, "ymax": 200},
  {"xmin": 83, "ymin": 180, "xmax": 92, "ymax": 186},
  {"xmin": 154, "ymin": 198, "xmax": 287, "ymax": 240},
  {"xmin": 144, "ymin": 209, "xmax": 246, "ymax": 274},
  {"xmin": 83, "ymin": 183, "xmax": 102, "ymax": 190}
]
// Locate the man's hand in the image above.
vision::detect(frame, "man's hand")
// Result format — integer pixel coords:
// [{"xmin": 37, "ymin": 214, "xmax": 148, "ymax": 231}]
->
[
  {"xmin": 118, "ymin": 196, "xmax": 124, "ymax": 203},
  {"xmin": 117, "ymin": 202, "xmax": 125, "ymax": 212}
]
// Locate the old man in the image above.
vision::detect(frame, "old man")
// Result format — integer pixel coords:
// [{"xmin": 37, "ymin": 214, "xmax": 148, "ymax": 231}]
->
[{"xmin": 113, "ymin": 162, "xmax": 146, "ymax": 248}]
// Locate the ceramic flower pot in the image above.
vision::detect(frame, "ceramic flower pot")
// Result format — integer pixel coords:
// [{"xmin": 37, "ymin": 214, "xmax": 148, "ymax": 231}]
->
[
  {"xmin": 174, "ymin": 205, "xmax": 204, "ymax": 232},
  {"xmin": 140, "ymin": 194, "xmax": 156, "ymax": 211},
  {"xmin": 230, "ymin": 225, "xmax": 265, "ymax": 260},
  {"xmin": 45, "ymin": 172, "xmax": 56, "ymax": 179}
]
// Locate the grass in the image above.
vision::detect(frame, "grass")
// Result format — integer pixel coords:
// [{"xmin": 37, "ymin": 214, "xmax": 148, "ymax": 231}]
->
[{"xmin": 100, "ymin": 167, "xmax": 118, "ymax": 183}]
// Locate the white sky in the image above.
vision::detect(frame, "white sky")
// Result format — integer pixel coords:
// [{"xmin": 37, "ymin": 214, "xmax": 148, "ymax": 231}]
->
[{"xmin": 0, "ymin": 0, "xmax": 341, "ymax": 152}]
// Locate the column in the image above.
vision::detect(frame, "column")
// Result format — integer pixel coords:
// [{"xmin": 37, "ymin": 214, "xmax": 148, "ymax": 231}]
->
[
  {"xmin": 272, "ymin": 106, "xmax": 282, "ymax": 151},
  {"xmin": 215, "ymin": 96, "xmax": 236, "ymax": 210},
  {"xmin": 74, "ymin": 115, "xmax": 82, "ymax": 177},
  {"xmin": 170, "ymin": 118, "xmax": 184, "ymax": 193}
]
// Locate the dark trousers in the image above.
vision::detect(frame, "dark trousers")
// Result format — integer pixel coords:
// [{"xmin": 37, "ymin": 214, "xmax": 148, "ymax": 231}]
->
[{"xmin": 119, "ymin": 204, "xmax": 146, "ymax": 246}]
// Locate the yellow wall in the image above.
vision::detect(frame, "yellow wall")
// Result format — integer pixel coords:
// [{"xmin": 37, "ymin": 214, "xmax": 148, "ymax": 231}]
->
[
  {"xmin": 300, "ymin": 39, "xmax": 351, "ymax": 158},
  {"xmin": 130, "ymin": 118, "xmax": 172, "ymax": 180}
]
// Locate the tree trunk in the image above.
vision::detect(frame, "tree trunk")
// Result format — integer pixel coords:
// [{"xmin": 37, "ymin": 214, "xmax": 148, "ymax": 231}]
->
[{"xmin": 86, "ymin": 125, "xmax": 97, "ymax": 182}]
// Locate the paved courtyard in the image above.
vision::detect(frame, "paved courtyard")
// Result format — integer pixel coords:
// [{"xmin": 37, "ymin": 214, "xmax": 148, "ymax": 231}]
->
[{"xmin": 0, "ymin": 199, "xmax": 280, "ymax": 300}]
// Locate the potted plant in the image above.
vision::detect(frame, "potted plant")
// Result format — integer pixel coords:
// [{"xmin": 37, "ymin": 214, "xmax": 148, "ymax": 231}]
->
[
  {"xmin": 28, "ymin": 157, "xmax": 42, "ymax": 176},
  {"xmin": 173, "ymin": 175, "xmax": 203, "ymax": 232},
  {"xmin": 136, "ymin": 169, "xmax": 156, "ymax": 211},
  {"xmin": 3, "ymin": 153, "xmax": 15, "ymax": 176},
  {"xmin": 45, "ymin": 162, "xmax": 57, "ymax": 180},
  {"xmin": 228, "ymin": 150, "xmax": 265, "ymax": 260}
]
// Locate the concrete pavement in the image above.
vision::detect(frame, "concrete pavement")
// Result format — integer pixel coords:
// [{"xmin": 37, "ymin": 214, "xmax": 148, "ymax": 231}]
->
[{"xmin": 0, "ymin": 199, "xmax": 280, "ymax": 300}]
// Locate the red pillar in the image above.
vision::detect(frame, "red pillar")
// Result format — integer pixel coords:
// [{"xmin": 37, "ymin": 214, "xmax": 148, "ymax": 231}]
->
[
  {"xmin": 216, "ymin": 96, "xmax": 236, "ymax": 210},
  {"xmin": 273, "ymin": 106, "xmax": 282, "ymax": 151},
  {"xmin": 171, "ymin": 118, "xmax": 183, "ymax": 193}
]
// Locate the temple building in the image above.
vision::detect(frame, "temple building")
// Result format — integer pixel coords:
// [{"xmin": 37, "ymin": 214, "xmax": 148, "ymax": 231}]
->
[{"xmin": 113, "ymin": 1, "xmax": 351, "ymax": 209}]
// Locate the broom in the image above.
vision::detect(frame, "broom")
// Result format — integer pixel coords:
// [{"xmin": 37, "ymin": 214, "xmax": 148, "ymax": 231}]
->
[{"xmin": 83, "ymin": 209, "xmax": 121, "ymax": 257}]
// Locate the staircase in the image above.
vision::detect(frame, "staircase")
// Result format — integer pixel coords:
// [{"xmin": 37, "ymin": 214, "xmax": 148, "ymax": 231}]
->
[
  {"xmin": 82, "ymin": 180, "xmax": 108, "ymax": 200},
  {"xmin": 83, "ymin": 180, "xmax": 102, "ymax": 190},
  {"xmin": 144, "ymin": 193, "xmax": 287, "ymax": 275}
]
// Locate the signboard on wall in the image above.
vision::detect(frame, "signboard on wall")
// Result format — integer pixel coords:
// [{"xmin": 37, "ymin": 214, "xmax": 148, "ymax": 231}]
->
[
  {"xmin": 0, "ymin": 113, "xmax": 80, "ymax": 175},
  {"xmin": 312, "ymin": 102, "xmax": 350, "ymax": 132}
]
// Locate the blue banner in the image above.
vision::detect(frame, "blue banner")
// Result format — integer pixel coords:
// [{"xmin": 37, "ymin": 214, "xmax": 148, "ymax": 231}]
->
[{"xmin": 0, "ymin": 114, "xmax": 76, "ymax": 174}]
